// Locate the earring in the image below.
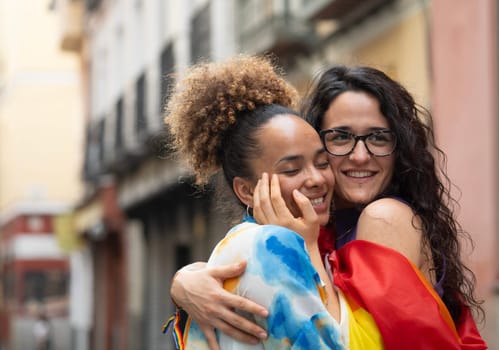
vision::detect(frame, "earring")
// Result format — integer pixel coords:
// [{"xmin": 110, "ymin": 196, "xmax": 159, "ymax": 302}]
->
[{"xmin": 246, "ymin": 204, "xmax": 252, "ymax": 217}]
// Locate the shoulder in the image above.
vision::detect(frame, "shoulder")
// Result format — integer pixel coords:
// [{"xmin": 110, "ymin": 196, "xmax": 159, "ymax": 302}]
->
[
  {"xmin": 362, "ymin": 197, "xmax": 414, "ymax": 218},
  {"xmin": 212, "ymin": 224, "xmax": 318, "ymax": 296},
  {"xmin": 356, "ymin": 197, "xmax": 424, "ymax": 267},
  {"xmin": 359, "ymin": 197, "xmax": 420, "ymax": 228},
  {"xmin": 210, "ymin": 223, "xmax": 306, "ymax": 262},
  {"xmin": 225, "ymin": 222, "xmax": 304, "ymax": 246},
  {"xmin": 249, "ymin": 225, "xmax": 308, "ymax": 262}
]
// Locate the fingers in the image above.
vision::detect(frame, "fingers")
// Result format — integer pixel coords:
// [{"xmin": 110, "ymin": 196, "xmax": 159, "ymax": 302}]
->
[
  {"xmin": 201, "ymin": 316, "xmax": 262, "ymax": 345},
  {"xmin": 199, "ymin": 293, "xmax": 268, "ymax": 345},
  {"xmin": 199, "ymin": 262, "xmax": 269, "ymax": 332},
  {"xmin": 211, "ymin": 304, "xmax": 267, "ymax": 341},
  {"xmin": 200, "ymin": 326, "xmax": 221, "ymax": 350},
  {"xmin": 215, "ymin": 318, "xmax": 264, "ymax": 344},
  {"xmin": 292, "ymin": 189, "xmax": 318, "ymax": 224},
  {"xmin": 209, "ymin": 261, "xmax": 247, "ymax": 280},
  {"xmin": 252, "ymin": 177, "xmax": 266, "ymax": 223},
  {"xmin": 253, "ymin": 173, "xmax": 276, "ymax": 224},
  {"xmin": 225, "ymin": 292, "xmax": 269, "ymax": 319},
  {"xmin": 269, "ymin": 174, "xmax": 294, "ymax": 220},
  {"xmin": 171, "ymin": 261, "xmax": 268, "ymax": 347}
]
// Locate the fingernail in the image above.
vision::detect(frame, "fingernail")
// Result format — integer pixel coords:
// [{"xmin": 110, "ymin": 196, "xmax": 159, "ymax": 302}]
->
[{"xmin": 258, "ymin": 332, "xmax": 267, "ymax": 339}]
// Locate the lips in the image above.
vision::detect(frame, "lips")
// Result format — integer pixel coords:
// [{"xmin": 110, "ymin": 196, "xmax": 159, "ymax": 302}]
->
[
  {"xmin": 308, "ymin": 195, "xmax": 330, "ymax": 215},
  {"xmin": 344, "ymin": 170, "xmax": 375, "ymax": 178},
  {"xmin": 305, "ymin": 194, "xmax": 331, "ymax": 225},
  {"xmin": 310, "ymin": 197, "xmax": 325, "ymax": 206}
]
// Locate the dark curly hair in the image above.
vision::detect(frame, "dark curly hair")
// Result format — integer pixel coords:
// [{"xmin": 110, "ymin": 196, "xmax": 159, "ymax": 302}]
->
[
  {"xmin": 301, "ymin": 65, "xmax": 483, "ymax": 324},
  {"xmin": 164, "ymin": 55, "xmax": 299, "ymax": 207}
]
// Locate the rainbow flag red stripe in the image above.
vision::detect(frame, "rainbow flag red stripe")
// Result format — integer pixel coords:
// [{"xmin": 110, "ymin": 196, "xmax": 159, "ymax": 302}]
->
[{"xmin": 331, "ymin": 240, "xmax": 487, "ymax": 350}]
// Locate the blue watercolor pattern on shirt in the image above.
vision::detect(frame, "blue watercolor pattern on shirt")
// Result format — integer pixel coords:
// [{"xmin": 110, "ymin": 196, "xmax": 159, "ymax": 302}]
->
[{"xmin": 182, "ymin": 216, "xmax": 346, "ymax": 349}]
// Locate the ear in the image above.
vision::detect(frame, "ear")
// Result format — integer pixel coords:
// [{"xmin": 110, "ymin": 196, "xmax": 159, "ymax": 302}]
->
[{"xmin": 233, "ymin": 176, "xmax": 254, "ymax": 208}]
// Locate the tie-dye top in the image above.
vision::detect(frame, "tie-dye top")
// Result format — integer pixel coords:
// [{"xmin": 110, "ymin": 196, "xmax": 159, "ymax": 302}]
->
[{"xmin": 183, "ymin": 216, "xmax": 347, "ymax": 349}]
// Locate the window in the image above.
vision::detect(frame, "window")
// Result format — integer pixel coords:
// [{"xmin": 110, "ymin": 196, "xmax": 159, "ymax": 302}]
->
[
  {"xmin": 135, "ymin": 73, "xmax": 147, "ymax": 136},
  {"xmin": 23, "ymin": 270, "xmax": 69, "ymax": 302},
  {"xmin": 85, "ymin": 0, "xmax": 102, "ymax": 12},
  {"xmin": 97, "ymin": 118, "xmax": 105, "ymax": 163},
  {"xmin": 115, "ymin": 96, "xmax": 124, "ymax": 148},
  {"xmin": 190, "ymin": 4, "xmax": 211, "ymax": 63},
  {"xmin": 160, "ymin": 43, "xmax": 174, "ymax": 113},
  {"xmin": 83, "ymin": 119, "xmax": 105, "ymax": 179}
]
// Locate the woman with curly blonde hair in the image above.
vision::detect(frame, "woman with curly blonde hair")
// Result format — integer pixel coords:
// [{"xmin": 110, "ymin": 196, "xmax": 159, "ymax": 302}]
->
[{"xmin": 164, "ymin": 55, "xmax": 347, "ymax": 349}]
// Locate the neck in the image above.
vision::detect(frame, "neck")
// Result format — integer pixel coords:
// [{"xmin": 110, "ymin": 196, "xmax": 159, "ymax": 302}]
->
[{"xmin": 306, "ymin": 241, "xmax": 341, "ymax": 322}]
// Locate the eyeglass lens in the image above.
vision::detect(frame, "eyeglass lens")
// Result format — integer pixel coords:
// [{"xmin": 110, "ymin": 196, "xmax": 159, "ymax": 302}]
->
[{"xmin": 322, "ymin": 129, "xmax": 396, "ymax": 156}]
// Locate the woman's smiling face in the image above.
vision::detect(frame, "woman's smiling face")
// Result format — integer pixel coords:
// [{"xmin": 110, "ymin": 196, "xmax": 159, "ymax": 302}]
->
[
  {"xmin": 322, "ymin": 91, "xmax": 395, "ymax": 209},
  {"xmin": 250, "ymin": 114, "xmax": 335, "ymax": 226}
]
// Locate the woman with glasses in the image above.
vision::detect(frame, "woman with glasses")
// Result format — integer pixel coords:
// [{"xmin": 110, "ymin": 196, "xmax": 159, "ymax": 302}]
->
[
  {"xmin": 170, "ymin": 65, "xmax": 487, "ymax": 349},
  {"xmin": 297, "ymin": 65, "xmax": 485, "ymax": 349}
]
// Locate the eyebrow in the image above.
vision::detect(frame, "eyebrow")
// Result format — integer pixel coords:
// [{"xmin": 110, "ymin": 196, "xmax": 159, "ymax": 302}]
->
[
  {"xmin": 329, "ymin": 126, "xmax": 389, "ymax": 132},
  {"xmin": 274, "ymin": 148, "xmax": 326, "ymax": 166},
  {"xmin": 275, "ymin": 155, "xmax": 302, "ymax": 166}
]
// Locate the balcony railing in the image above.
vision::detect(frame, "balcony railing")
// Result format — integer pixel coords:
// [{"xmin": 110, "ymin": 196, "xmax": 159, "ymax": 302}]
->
[
  {"xmin": 301, "ymin": 0, "xmax": 394, "ymax": 23},
  {"xmin": 238, "ymin": 0, "xmax": 394, "ymax": 56},
  {"xmin": 237, "ymin": 0, "xmax": 317, "ymax": 58}
]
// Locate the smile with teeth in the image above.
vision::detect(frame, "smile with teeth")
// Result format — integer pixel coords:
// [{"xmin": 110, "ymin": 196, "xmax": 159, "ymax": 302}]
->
[
  {"xmin": 310, "ymin": 197, "xmax": 325, "ymax": 206},
  {"xmin": 345, "ymin": 171, "xmax": 374, "ymax": 178}
]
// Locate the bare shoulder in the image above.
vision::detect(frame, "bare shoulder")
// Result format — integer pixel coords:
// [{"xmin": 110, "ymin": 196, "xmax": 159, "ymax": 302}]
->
[
  {"xmin": 356, "ymin": 198, "xmax": 424, "ymax": 267},
  {"xmin": 361, "ymin": 197, "xmax": 415, "ymax": 218}
]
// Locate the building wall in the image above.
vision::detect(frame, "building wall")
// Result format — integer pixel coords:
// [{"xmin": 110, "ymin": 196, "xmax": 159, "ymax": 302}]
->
[
  {"xmin": 0, "ymin": 0, "xmax": 83, "ymax": 211},
  {"xmin": 0, "ymin": 210, "xmax": 71, "ymax": 349},
  {"xmin": 290, "ymin": 0, "xmax": 430, "ymax": 107},
  {"xmin": 352, "ymin": 5, "xmax": 430, "ymax": 105},
  {"xmin": 430, "ymin": 0, "xmax": 498, "ymax": 346}
]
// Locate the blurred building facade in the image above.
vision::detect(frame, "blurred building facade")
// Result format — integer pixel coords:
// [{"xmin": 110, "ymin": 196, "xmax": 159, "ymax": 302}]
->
[
  {"xmin": 0, "ymin": 0, "xmax": 83, "ymax": 349},
  {"xmin": 57, "ymin": 0, "xmax": 497, "ymax": 349}
]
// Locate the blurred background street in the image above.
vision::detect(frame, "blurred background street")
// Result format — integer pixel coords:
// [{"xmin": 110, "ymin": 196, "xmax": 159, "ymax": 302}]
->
[{"xmin": 0, "ymin": 0, "xmax": 496, "ymax": 349}]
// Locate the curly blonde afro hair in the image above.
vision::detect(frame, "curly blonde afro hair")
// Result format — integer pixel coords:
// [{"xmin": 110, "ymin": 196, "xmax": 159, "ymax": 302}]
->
[{"xmin": 165, "ymin": 55, "xmax": 299, "ymax": 184}]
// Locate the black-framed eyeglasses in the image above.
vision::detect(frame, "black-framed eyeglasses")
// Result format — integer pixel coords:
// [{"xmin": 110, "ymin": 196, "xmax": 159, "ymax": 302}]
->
[{"xmin": 319, "ymin": 128, "xmax": 397, "ymax": 157}]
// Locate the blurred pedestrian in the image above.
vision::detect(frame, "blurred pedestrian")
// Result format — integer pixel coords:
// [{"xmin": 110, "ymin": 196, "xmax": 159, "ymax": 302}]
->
[{"xmin": 33, "ymin": 310, "xmax": 52, "ymax": 350}]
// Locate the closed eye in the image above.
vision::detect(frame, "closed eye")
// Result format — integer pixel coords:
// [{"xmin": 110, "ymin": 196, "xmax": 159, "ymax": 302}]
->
[
  {"xmin": 280, "ymin": 169, "xmax": 299, "ymax": 175},
  {"xmin": 316, "ymin": 161, "xmax": 329, "ymax": 169}
]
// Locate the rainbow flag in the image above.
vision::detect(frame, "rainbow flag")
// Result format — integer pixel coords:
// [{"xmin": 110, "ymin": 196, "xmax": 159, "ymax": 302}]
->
[{"xmin": 331, "ymin": 240, "xmax": 487, "ymax": 350}]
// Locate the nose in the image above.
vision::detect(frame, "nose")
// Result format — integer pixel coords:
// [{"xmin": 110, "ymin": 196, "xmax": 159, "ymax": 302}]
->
[
  {"xmin": 349, "ymin": 140, "xmax": 371, "ymax": 162},
  {"xmin": 304, "ymin": 167, "xmax": 326, "ymax": 188}
]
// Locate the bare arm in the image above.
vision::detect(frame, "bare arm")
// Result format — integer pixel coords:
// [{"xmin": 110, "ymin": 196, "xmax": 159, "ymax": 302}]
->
[
  {"xmin": 170, "ymin": 261, "xmax": 269, "ymax": 350},
  {"xmin": 356, "ymin": 198, "xmax": 434, "ymax": 282}
]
